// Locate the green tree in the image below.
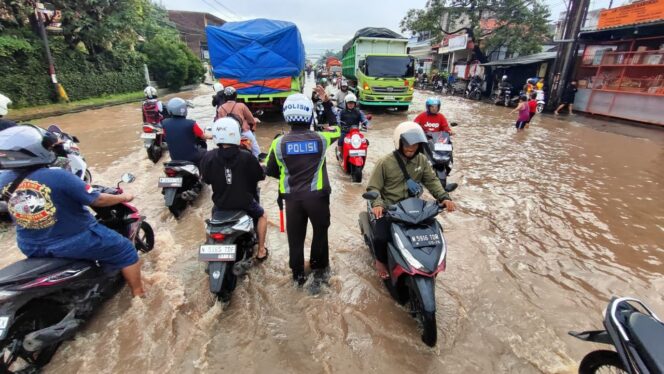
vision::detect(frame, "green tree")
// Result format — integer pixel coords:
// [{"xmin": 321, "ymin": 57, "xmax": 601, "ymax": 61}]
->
[
  {"xmin": 141, "ymin": 35, "xmax": 204, "ymax": 90},
  {"xmin": 400, "ymin": 0, "xmax": 552, "ymax": 62}
]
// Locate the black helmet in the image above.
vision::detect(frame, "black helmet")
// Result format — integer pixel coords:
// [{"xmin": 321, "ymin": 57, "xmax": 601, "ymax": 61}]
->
[
  {"xmin": 223, "ymin": 86, "xmax": 237, "ymax": 101},
  {"xmin": 0, "ymin": 125, "xmax": 57, "ymax": 169}
]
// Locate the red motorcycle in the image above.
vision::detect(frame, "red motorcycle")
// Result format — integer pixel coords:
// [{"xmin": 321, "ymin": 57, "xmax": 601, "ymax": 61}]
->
[{"xmin": 335, "ymin": 115, "xmax": 371, "ymax": 183}]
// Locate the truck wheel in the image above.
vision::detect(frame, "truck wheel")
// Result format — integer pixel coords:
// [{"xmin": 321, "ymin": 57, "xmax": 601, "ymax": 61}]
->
[{"xmin": 396, "ymin": 106, "xmax": 408, "ymax": 112}]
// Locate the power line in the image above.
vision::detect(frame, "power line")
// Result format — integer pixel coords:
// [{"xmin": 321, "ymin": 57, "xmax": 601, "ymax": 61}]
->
[{"xmin": 209, "ymin": 0, "xmax": 241, "ymax": 20}]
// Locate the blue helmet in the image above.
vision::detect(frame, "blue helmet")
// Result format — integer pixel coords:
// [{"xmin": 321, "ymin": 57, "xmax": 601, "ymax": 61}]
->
[{"xmin": 425, "ymin": 97, "xmax": 441, "ymax": 114}]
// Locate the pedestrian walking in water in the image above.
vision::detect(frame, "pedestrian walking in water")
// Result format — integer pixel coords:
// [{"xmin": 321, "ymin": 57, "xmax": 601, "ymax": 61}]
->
[
  {"xmin": 510, "ymin": 95, "xmax": 530, "ymax": 131},
  {"xmin": 554, "ymin": 80, "xmax": 578, "ymax": 115},
  {"xmin": 526, "ymin": 92, "xmax": 538, "ymax": 128}
]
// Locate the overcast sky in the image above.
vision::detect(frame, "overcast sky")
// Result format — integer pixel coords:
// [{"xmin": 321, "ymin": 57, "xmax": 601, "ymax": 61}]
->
[{"xmin": 157, "ymin": 0, "xmax": 624, "ymax": 60}]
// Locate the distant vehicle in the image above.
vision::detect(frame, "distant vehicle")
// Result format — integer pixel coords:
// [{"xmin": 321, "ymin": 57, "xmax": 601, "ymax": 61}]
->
[
  {"xmin": 342, "ymin": 27, "xmax": 415, "ymax": 111},
  {"xmin": 207, "ymin": 19, "xmax": 305, "ymax": 113}
]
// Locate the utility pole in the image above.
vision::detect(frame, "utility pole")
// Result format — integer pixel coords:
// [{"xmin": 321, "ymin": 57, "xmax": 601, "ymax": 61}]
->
[
  {"xmin": 34, "ymin": 2, "xmax": 68, "ymax": 102},
  {"xmin": 547, "ymin": 0, "xmax": 591, "ymax": 109}
]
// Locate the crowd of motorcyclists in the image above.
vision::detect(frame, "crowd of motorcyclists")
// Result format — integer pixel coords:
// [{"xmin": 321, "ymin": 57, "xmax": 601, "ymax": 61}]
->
[{"xmin": 0, "ymin": 78, "xmax": 458, "ymax": 296}]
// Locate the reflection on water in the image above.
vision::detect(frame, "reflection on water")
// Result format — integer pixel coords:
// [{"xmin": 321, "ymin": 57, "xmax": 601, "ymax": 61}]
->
[{"xmin": 0, "ymin": 81, "xmax": 662, "ymax": 373}]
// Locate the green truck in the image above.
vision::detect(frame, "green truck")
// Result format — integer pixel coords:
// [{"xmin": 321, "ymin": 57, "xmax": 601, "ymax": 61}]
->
[{"xmin": 341, "ymin": 28, "xmax": 415, "ymax": 110}]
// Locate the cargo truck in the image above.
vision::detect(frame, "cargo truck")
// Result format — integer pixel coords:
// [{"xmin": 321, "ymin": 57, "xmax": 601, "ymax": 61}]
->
[
  {"xmin": 342, "ymin": 28, "xmax": 415, "ymax": 110},
  {"xmin": 206, "ymin": 19, "xmax": 305, "ymax": 112}
]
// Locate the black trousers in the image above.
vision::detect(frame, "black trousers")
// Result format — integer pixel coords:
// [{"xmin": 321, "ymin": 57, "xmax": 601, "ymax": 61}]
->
[
  {"xmin": 286, "ymin": 196, "xmax": 330, "ymax": 274},
  {"xmin": 373, "ymin": 216, "xmax": 391, "ymax": 264}
]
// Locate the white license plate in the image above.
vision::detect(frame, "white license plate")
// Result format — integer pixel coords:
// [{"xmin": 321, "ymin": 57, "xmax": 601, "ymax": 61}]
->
[
  {"xmin": 141, "ymin": 133, "xmax": 157, "ymax": 139},
  {"xmin": 383, "ymin": 96, "xmax": 396, "ymax": 101},
  {"xmin": 349, "ymin": 150, "xmax": 366, "ymax": 157},
  {"xmin": 434, "ymin": 143, "xmax": 453, "ymax": 152},
  {"xmin": 158, "ymin": 177, "xmax": 183, "ymax": 187},
  {"xmin": 199, "ymin": 244, "xmax": 236, "ymax": 261}
]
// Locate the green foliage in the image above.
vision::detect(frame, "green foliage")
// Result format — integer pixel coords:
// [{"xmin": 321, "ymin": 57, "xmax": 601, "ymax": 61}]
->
[
  {"xmin": 141, "ymin": 35, "xmax": 204, "ymax": 90},
  {"xmin": 0, "ymin": 0, "xmax": 204, "ymax": 105},
  {"xmin": 400, "ymin": 0, "xmax": 552, "ymax": 58}
]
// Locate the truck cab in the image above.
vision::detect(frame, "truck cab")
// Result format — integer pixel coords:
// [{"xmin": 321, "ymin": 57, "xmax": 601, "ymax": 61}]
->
[{"xmin": 356, "ymin": 54, "xmax": 415, "ymax": 110}]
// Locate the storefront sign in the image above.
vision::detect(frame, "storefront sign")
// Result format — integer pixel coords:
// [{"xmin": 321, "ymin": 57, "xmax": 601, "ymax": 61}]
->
[
  {"xmin": 448, "ymin": 34, "xmax": 469, "ymax": 52},
  {"xmin": 597, "ymin": 0, "xmax": 664, "ymax": 29}
]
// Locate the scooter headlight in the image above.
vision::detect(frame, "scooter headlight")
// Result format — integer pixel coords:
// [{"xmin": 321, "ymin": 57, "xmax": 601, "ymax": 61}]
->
[
  {"xmin": 394, "ymin": 233, "xmax": 425, "ymax": 271},
  {"xmin": 350, "ymin": 134, "xmax": 362, "ymax": 149}
]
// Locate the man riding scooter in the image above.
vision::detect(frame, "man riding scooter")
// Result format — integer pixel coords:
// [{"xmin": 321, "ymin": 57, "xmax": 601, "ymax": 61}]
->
[
  {"xmin": 366, "ymin": 122, "xmax": 456, "ymax": 279},
  {"xmin": 336, "ymin": 80, "xmax": 351, "ymax": 109},
  {"xmin": 319, "ymin": 87, "xmax": 368, "ymax": 160},
  {"xmin": 162, "ymin": 97, "xmax": 211, "ymax": 166}
]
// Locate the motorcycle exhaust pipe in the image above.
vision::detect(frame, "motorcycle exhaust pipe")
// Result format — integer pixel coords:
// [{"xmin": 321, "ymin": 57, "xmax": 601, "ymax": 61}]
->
[{"xmin": 22, "ymin": 311, "xmax": 82, "ymax": 353}]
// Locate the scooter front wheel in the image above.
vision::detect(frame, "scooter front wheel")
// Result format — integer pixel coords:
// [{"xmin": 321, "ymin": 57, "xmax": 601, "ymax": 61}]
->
[
  {"xmin": 84, "ymin": 169, "xmax": 93, "ymax": 184},
  {"xmin": 350, "ymin": 164, "xmax": 363, "ymax": 183},
  {"xmin": 408, "ymin": 276, "xmax": 438, "ymax": 346},
  {"xmin": 578, "ymin": 350, "xmax": 627, "ymax": 374},
  {"xmin": 135, "ymin": 221, "xmax": 155, "ymax": 253}
]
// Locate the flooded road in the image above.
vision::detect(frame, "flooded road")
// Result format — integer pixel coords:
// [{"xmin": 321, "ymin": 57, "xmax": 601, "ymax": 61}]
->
[{"xmin": 1, "ymin": 79, "xmax": 663, "ymax": 373}]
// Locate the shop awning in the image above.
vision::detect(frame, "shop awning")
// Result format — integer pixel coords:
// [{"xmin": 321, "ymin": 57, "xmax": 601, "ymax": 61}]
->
[
  {"xmin": 481, "ymin": 52, "xmax": 557, "ymax": 67},
  {"xmin": 579, "ymin": 20, "xmax": 664, "ymax": 41}
]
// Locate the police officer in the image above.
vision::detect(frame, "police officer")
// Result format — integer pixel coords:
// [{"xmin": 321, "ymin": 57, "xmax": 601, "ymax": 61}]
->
[{"xmin": 266, "ymin": 93, "xmax": 340, "ymax": 290}]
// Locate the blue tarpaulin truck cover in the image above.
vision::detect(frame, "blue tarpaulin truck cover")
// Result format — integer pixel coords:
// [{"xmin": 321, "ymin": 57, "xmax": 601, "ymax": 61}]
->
[{"xmin": 206, "ymin": 18, "xmax": 305, "ymax": 94}]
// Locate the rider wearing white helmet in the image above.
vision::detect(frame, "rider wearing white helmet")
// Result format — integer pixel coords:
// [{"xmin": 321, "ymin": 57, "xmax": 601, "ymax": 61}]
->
[
  {"xmin": 141, "ymin": 86, "xmax": 165, "ymax": 125},
  {"xmin": 365, "ymin": 122, "xmax": 457, "ymax": 279},
  {"xmin": 199, "ymin": 116, "xmax": 268, "ymax": 262},
  {"xmin": 318, "ymin": 86, "xmax": 368, "ymax": 155},
  {"xmin": 265, "ymin": 93, "xmax": 341, "ymax": 289},
  {"xmin": 211, "ymin": 82, "xmax": 225, "ymax": 115},
  {"xmin": 0, "ymin": 93, "xmax": 17, "ymax": 131}
]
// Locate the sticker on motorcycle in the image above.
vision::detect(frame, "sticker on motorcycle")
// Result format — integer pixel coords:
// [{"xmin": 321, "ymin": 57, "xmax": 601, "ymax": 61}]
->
[
  {"xmin": 285, "ymin": 141, "xmax": 319, "ymax": 155},
  {"xmin": 199, "ymin": 244, "xmax": 236, "ymax": 262},
  {"xmin": 158, "ymin": 177, "xmax": 183, "ymax": 188},
  {"xmin": 141, "ymin": 133, "xmax": 157, "ymax": 139},
  {"xmin": 434, "ymin": 143, "xmax": 453, "ymax": 152}
]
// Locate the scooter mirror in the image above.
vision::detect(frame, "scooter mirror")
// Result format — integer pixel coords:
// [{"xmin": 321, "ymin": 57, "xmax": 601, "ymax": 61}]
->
[
  {"xmin": 186, "ymin": 100, "xmax": 195, "ymax": 108},
  {"xmin": 254, "ymin": 110, "xmax": 264, "ymax": 117},
  {"xmin": 257, "ymin": 152, "xmax": 268, "ymax": 162},
  {"xmin": 121, "ymin": 173, "xmax": 136, "ymax": 184},
  {"xmin": 71, "ymin": 136, "xmax": 80, "ymax": 143},
  {"xmin": 366, "ymin": 114, "xmax": 373, "ymax": 121},
  {"xmin": 450, "ymin": 122, "xmax": 459, "ymax": 127},
  {"xmin": 362, "ymin": 191, "xmax": 379, "ymax": 200}
]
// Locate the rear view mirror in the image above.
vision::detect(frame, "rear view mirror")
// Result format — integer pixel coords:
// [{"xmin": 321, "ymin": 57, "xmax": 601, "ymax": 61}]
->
[
  {"xmin": 362, "ymin": 191, "xmax": 379, "ymax": 200},
  {"xmin": 186, "ymin": 100, "xmax": 195, "ymax": 108},
  {"xmin": 254, "ymin": 110, "xmax": 264, "ymax": 117},
  {"xmin": 450, "ymin": 122, "xmax": 459, "ymax": 127},
  {"xmin": 72, "ymin": 136, "xmax": 80, "ymax": 143},
  {"xmin": 121, "ymin": 173, "xmax": 136, "ymax": 184},
  {"xmin": 366, "ymin": 114, "xmax": 373, "ymax": 121}
]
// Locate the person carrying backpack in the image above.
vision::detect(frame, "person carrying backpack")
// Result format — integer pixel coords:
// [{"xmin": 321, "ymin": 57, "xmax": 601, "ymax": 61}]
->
[{"xmin": 142, "ymin": 86, "xmax": 167, "ymax": 125}]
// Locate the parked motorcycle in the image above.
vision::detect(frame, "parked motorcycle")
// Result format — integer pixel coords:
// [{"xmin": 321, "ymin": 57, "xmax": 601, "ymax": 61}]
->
[
  {"xmin": 358, "ymin": 192, "xmax": 448, "ymax": 346},
  {"xmin": 0, "ymin": 173, "xmax": 153, "ymax": 373},
  {"xmin": 199, "ymin": 210, "xmax": 258, "ymax": 302},
  {"xmin": 492, "ymin": 85, "xmax": 518, "ymax": 107},
  {"xmin": 141, "ymin": 124, "xmax": 164, "ymax": 163},
  {"xmin": 465, "ymin": 77, "xmax": 482, "ymax": 100},
  {"xmin": 335, "ymin": 116, "xmax": 371, "ymax": 183},
  {"xmin": 47, "ymin": 125, "xmax": 92, "ymax": 183},
  {"xmin": 159, "ymin": 161, "xmax": 203, "ymax": 218},
  {"xmin": 425, "ymin": 128, "xmax": 458, "ymax": 192},
  {"xmin": 535, "ymin": 89, "xmax": 546, "ymax": 113},
  {"xmin": 570, "ymin": 296, "xmax": 664, "ymax": 373}
]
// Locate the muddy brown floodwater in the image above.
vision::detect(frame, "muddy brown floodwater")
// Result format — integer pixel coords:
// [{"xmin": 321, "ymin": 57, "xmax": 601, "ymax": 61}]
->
[{"xmin": 0, "ymin": 78, "xmax": 663, "ymax": 374}]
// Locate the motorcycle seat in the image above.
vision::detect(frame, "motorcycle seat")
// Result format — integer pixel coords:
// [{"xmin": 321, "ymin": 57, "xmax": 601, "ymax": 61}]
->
[
  {"xmin": 627, "ymin": 312, "xmax": 664, "ymax": 372},
  {"xmin": 210, "ymin": 210, "xmax": 245, "ymax": 225},
  {"xmin": 0, "ymin": 257, "xmax": 91, "ymax": 286},
  {"xmin": 164, "ymin": 160, "xmax": 196, "ymax": 167}
]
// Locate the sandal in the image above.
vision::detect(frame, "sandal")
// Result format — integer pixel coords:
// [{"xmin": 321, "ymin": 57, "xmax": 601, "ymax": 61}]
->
[{"xmin": 255, "ymin": 247, "xmax": 269, "ymax": 263}]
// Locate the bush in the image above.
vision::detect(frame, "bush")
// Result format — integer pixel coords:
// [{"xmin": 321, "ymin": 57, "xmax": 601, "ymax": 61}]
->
[{"xmin": 141, "ymin": 35, "xmax": 205, "ymax": 90}]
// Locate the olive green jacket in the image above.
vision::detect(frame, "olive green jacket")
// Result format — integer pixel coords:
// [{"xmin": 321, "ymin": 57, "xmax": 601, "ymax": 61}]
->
[{"xmin": 366, "ymin": 151, "xmax": 450, "ymax": 208}]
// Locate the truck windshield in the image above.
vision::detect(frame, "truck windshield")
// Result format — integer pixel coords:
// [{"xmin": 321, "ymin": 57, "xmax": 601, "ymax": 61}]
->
[{"xmin": 366, "ymin": 56, "xmax": 414, "ymax": 78}]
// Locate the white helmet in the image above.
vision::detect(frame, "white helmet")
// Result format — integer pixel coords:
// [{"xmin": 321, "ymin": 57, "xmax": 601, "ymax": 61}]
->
[
  {"xmin": 213, "ymin": 82, "xmax": 224, "ymax": 93},
  {"xmin": 211, "ymin": 117, "xmax": 241, "ymax": 146},
  {"xmin": 283, "ymin": 93, "xmax": 314, "ymax": 125},
  {"xmin": 345, "ymin": 93, "xmax": 357, "ymax": 104},
  {"xmin": 144, "ymin": 86, "xmax": 157, "ymax": 99},
  {"xmin": 393, "ymin": 121, "xmax": 427, "ymax": 150},
  {"xmin": 0, "ymin": 94, "xmax": 12, "ymax": 116}
]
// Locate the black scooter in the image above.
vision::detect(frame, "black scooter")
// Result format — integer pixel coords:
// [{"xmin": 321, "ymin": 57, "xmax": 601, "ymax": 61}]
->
[
  {"xmin": 0, "ymin": 173, "xmax": 153, "ymax": 373},
  {"xmin": 570, "ymin": 297, "xmax": 664, "ymax": 373},
  {"xmin": 159, "ymin": 161, "xmax": 203, "ymax": 218},
  {"xmin": 358, "ymin": 192, "xmax": 448, "ymax": 346}
]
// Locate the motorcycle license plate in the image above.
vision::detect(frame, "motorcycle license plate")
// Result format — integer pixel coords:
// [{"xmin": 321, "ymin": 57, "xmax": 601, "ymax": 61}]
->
[
  {"xmin": 199, "ymin": 244, "xmax": 236, "ymax": 261},
  {"xmin": 410, "ymin": 234, "xmax": 442, "ymax": 248},
  {"xmin": 349, "ymin": 150, "xmax": 366, "ymax": 157},
  {"xmin": 434, "ymin": 143, "xmax": 452, "ymax": 152},
  {"xmin": 141, "ymin": 133, "xmax": 157, "ymax": 139},
  {"xmin": 158, "ymin": 177, "xmax": 183, "ymax": 188}
]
